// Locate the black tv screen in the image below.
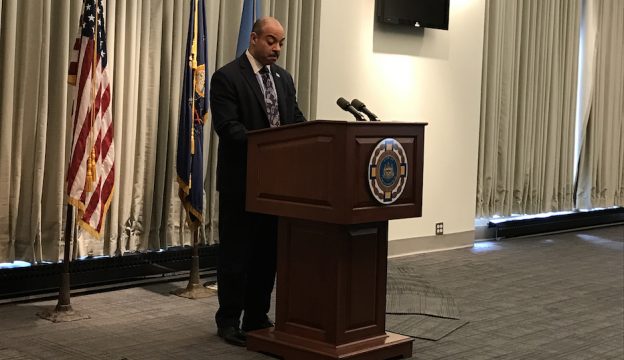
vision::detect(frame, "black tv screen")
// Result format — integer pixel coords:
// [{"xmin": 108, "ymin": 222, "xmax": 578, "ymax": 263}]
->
[{"xmin": 376, "ymin": 0, "xmax": 450, "ymax": 30}]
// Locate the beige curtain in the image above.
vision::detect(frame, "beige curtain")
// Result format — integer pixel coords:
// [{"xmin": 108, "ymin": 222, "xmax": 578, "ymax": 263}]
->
[
  {"xmin": 0, "ymin": 0, "xmax": 320, "ymax": 263},
  {"xmin": 477, "ymin": 0, "xmax": 581, "ymax": 217},
  {"xmin": 576, "ymin": 0, "xmax": 624, "ymax": 209}
]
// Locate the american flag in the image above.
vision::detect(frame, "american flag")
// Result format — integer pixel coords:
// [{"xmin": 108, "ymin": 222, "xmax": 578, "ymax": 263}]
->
[{"xmin": 66, "ymin": 0, "xmax": 114, "ymax": 238}]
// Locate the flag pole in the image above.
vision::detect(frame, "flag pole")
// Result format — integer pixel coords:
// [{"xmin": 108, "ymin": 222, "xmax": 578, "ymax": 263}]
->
[
  {"xmin": 173, "ymin": 118, "xmax": 214, "ymax": 299},
  {"xmin": 58, "ymin": 205, "xmax": 74, "ymax": 311},
  {"xmin": 171, "ymin": 0, "xmax": 213, "ymax": 299},
  {"xmin": 189, "ymin": 229, "xmax": 201, "ymax": 286},
  {"xmin": 172, "ymin": 227, "xmax": 213, "ymax": 298},
  {"xmin": 37, "ymin": 204, "xmax": 90, "ymax": 322}
]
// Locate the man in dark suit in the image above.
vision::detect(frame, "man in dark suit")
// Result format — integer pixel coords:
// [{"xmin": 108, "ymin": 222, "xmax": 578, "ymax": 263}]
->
[{"xmin": 209, "ymin": 16, "xmax": 306, "ymax": 347}]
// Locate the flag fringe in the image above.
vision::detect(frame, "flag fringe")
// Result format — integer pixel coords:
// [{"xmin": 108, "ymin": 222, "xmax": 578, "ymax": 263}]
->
[{"xmin": 67, "ymin": 186, "xmax": 114, "ymax": 238}]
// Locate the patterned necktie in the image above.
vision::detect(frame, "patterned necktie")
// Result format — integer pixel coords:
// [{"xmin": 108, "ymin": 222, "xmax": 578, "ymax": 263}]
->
[{"xmin": 260, "ymin": 66, "xmax": 281, "ymax": 127}]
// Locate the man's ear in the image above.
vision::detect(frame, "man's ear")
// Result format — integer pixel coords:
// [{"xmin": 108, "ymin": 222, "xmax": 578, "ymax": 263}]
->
[{"xmin": 250, "ymin": 32, "xmax": 258, "ymax": 45}]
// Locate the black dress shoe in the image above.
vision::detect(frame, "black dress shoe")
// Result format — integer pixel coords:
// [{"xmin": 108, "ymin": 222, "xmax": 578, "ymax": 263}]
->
[
  {"xmin": 242, "ymin": 319, "xmax": 275, "ymax": 332},
  {"xmin": 217, "ymin": 326, "xmax": 247, "ymax": 347}
]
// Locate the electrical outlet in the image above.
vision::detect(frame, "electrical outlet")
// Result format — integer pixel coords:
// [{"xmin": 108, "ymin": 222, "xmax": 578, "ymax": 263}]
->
[{"xmin": 435, "ymin": 222, "xmax": 444, "ymax": 235}]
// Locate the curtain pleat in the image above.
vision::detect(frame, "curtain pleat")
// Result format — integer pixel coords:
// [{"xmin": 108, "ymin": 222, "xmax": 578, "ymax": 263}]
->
[
  {"xmin": 0, "ymin": 0, "xmax": 17, "ymax": 262},
  {"xmin": 477, "ymin": 0, "xmax": 580, "ymax": 218},
  {"xmin": 40, "ymin": 0, "xmax": 73, "ymax": 260},
  {"xmin": 0, "ymin": 0, "xmax": 320, "ymax": 263},
  {"xmin": 576, "ymin": 0, "xmax": 624, "ymax": 209}
]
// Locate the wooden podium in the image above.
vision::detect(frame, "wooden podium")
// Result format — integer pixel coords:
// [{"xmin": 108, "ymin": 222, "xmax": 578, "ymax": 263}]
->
[{"xmin": 245, "ymin": 120, "xmax": 426, "ymax": 360}]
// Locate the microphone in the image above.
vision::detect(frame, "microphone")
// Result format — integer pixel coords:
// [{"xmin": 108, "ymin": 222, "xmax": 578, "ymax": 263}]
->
[
  {"xmin": 351, "ymin": 99, "xmax": 380, "ymax": 121},
  {"xmin": 336, "ymin": 97, "xmax": 366, "ymax": 121}
]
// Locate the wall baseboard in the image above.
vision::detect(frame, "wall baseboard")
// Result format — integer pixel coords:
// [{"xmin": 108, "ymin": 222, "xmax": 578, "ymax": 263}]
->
[
  {"xmin": 388, "ymin": 230, "xmax": 474, "ymax": 258},
  {"xmin": 6, "ymin": 208, "xmax": 619, "ymax": 302},
  {"xmin": 488, "ymin": 207, "xmax": 623, "ymax": 239}
]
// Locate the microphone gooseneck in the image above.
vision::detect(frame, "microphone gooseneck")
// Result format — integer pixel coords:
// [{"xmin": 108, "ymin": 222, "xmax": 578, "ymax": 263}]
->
[
  {"xmin": 351, "ymin": 99, "xmax": 380, "ymax": 121},
  {"xmin": 336, "ymin": 97, "xmax": 366, "ymax": 121}
]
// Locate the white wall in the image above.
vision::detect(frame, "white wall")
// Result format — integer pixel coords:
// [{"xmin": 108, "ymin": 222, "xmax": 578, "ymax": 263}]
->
[{"xmin": 315, "ymin": 0, "xmax": 486, "ymax": 253}]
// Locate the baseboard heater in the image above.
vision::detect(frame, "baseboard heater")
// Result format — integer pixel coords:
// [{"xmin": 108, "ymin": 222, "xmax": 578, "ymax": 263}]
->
[
  {"xmin": 0, "ymin": 245, "xmax": 218, "ymax": 302},
  {"xmin": 488, "ymin": 207, "xmax": 624, "ymax": 238}
]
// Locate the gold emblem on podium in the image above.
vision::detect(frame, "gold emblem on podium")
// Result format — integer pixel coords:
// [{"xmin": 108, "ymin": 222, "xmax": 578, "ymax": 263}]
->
[{"xmin": 368, "ymin": 138, "xmax": 408, "ymax": 204}]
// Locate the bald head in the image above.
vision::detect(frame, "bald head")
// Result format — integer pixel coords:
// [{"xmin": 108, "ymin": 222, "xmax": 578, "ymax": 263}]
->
[
  {"xmin": 249, "ymin": 17, "xmax": 285, "ymax": 66},
  {"xmin": 251, "ymin": 17, "xmax": 283, "ymax": 37}
]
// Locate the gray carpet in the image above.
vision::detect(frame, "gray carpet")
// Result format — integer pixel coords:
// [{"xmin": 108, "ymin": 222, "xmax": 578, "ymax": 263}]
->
[
  {"xmin": 0, "ymin": 226, "xmax": 620, "ymax": 359},
  {"xmin": 0, "ymin": 346, "xmax": 29, "ymax": 360},
  {"xmin": 386, "ymin": 314, "xmax": 468, "ymax": 341},
  {"xmin": 385, "ymin": 263, "xmax": 466, "ymax": 341}
]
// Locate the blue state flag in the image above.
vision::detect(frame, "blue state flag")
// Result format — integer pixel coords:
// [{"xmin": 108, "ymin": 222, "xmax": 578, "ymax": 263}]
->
[
  {"xmin": 177, "ymin": 0, "xmax": 209, "ymax": 231},
  {"xmin": 236, "ymin": 0, "xmax": 262, "ymax": 57}
]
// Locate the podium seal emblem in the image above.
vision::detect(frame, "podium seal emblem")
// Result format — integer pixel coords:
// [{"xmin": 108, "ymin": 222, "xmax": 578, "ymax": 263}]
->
[{"xmin": 368, "ymin": 138, "xmax": 408, "ymax": 204}]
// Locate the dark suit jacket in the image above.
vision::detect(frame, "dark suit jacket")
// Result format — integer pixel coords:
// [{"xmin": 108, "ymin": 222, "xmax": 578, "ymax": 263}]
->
[{"xmin": 210, "ymin": 54, "xmax": 306, "ymax": 194}]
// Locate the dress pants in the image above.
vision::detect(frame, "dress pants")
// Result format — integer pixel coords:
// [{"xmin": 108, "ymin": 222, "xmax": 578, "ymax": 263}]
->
[{"xmin": 215, "ymin": 190, "xmax": 278, "ymax": 330}]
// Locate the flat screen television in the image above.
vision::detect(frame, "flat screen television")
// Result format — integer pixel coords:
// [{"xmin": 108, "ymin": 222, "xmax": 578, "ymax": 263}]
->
[{"xmin": 376, "ymin": 0, "xmax": 450, "ymax": 30}]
